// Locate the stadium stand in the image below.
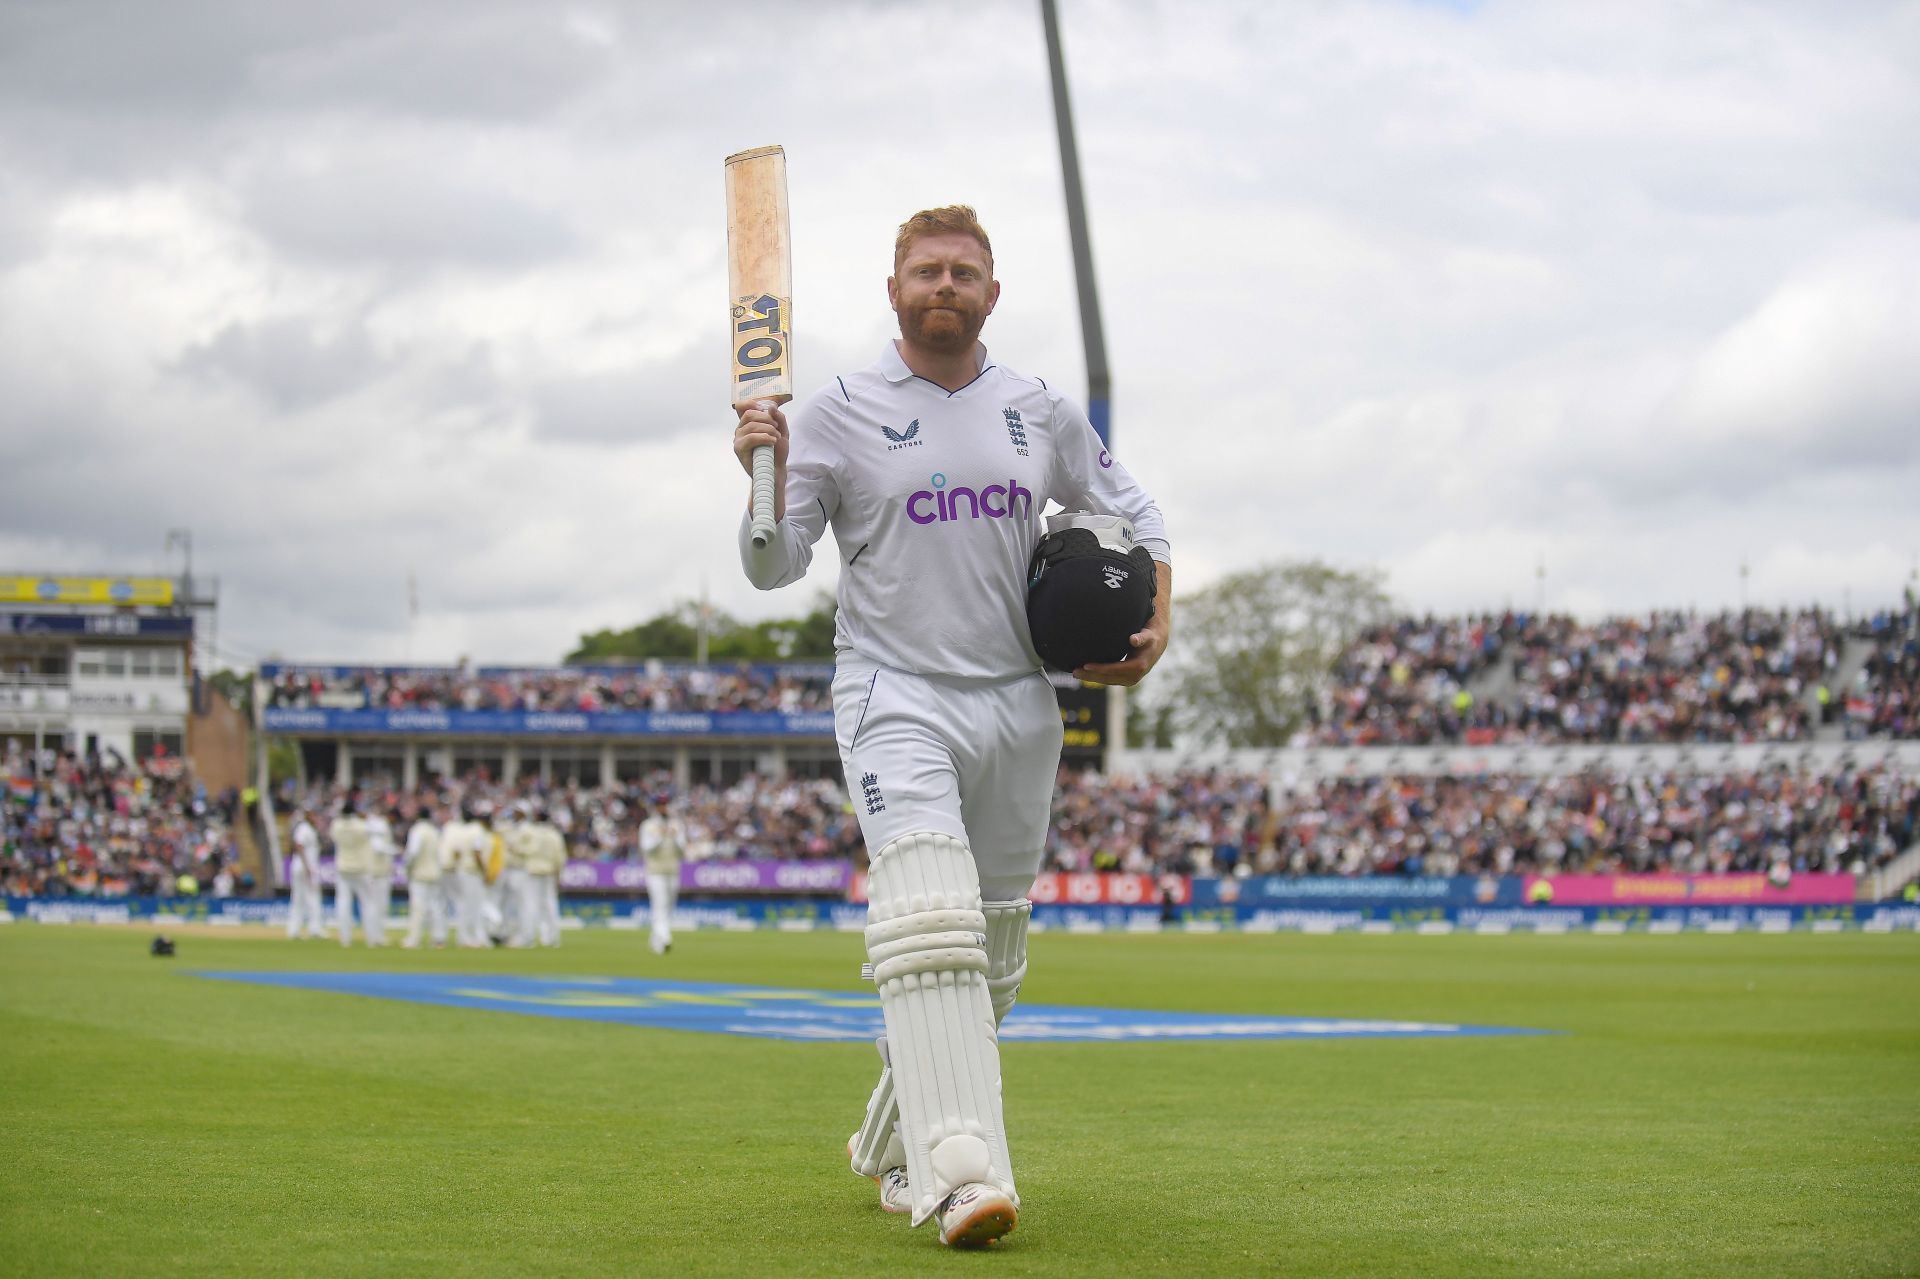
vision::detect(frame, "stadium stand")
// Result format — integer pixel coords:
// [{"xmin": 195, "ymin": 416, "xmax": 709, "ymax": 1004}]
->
[
  {"xmin": 12, "ymin": 603, "xmax": 1915, "ymax": 904},
  {"xmin": 1052, "ymin": 766, "xmax": 1918, "ymax": 880},
  {"xmin": 252, "ymin": 760, "xmax": 1917, "ymax": 888},
  {"xmin": 1845, "ymin": 605, "xmax": 1919, "ymax": 740},
  {"xmin": 1306, "ymin": 605, "xmax": 1920, "ymax": 746},
  {"xmin": 276, "ymin": 771, "xmax": 865, "ymax": 864},
  {"xmin": 264, "ymin": 663, "xmax": 834, "ymax": 714},
  {"xmin": 1, "ymin": 744, "xmax": 248, "ymax": 897}
]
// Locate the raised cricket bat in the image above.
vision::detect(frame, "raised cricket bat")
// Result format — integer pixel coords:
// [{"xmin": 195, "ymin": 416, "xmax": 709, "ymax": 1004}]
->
[{"xmin": 725, "ymin": 145, "xmax": 793, "ymax": 549}]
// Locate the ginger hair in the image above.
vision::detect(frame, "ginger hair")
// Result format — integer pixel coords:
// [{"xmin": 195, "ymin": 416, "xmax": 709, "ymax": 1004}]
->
[{"xmin": 893, "ymin": 205, "xmax": 993, "ymax": 275}]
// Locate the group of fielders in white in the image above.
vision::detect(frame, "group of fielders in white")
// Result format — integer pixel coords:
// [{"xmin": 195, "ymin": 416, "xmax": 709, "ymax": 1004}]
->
[{"xmin": 282, "ymin": 801, "xmax": 675, "ymax": 950}]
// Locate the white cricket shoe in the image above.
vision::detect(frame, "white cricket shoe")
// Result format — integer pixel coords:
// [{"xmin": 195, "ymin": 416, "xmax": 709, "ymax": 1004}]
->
[
  {"xmin": 877, "ymin": 1166, "xmax": 912, "ymax": 1215},
  {"xmin": 937, "ymin": 1182, "xmax": 1017, "ymax": 1248},
  {"xmin": 846, "ymin": 1139, "xmax": 913, "ymax": 1215}
]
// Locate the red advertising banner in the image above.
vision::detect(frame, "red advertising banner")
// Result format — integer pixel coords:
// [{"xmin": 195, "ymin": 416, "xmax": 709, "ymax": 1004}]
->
[
  {"xmin": 1523, "ymin": 872, "xmax": 1857, "ymax": 906},
  {"xmin": 847, "ymin": 871, "xmax": 1189, "ymax": 906}
]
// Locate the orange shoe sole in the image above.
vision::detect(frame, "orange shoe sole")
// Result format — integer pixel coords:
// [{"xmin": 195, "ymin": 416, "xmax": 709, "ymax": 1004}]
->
[{"xmin": 943, "ymin": 1200, "xmax": 1017, "ymax": 1248}]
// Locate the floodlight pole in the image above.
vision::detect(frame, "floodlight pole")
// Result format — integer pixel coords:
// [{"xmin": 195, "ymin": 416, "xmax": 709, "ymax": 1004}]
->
[
  {"xmin": 1042, "ymin": 0, "xmax": 1128, "ymax": 769},
  {"xmin": 1041, "ymin": 0, "xmax": 1111, "ymax": 449}
]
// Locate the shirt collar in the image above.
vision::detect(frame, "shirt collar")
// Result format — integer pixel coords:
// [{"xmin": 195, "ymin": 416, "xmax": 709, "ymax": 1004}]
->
[{"xmin": 881, "ymin": 340, "xmax": 991, "ymax": 384}]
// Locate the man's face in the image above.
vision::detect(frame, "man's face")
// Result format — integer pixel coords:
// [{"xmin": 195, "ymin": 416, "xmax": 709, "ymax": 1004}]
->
[{"xmin": 889, "ymin": 232, "xmax": 999, "ymax": 355}]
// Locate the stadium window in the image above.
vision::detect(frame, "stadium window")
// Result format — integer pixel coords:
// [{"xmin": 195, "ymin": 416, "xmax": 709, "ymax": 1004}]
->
[
  {"xmin": 692, "ymin": 744, "xmax": 760, "ymax": 788},
  {"xmin": 452, "ymin": 749, "xmax": 503, "ymax": 782},
  {"xmin": 102, "ymin": 651, "xmax": 127, "ymax": 678},
  {"xmin": 77, "ymin": 652, "xmax": 103, "ymax": 678},
  {"xmin": 615, "ymin": 748, "xmax": 677, "ymax": 784},
  {"xmin": 131, "ymin": 729, "xmax": 184, "ymax": 760},
  {"xmin": 154, "ymin": 649, "xmax": 181, "ymax": 678},
  {"xmin": 350, "ymin": 747, "xmax": 404, "ymax": 787},
  {"xmin": 549, "ymin": 748, "xmax": 601, "ymax": 787},
  {"xmin": 130, "ymin": 650, "xmax": 154, "ymax": 678},
  {"xmin": 786, "ymin": 749, "xmax": 843, "ymax": 784}
]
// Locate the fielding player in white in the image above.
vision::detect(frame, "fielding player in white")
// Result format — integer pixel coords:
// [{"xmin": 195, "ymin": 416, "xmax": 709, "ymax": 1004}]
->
[
  {"xmin": 402, "ymin": 803, "xmax": 447, "ymax": 949},
  {"xmin": 286, "ymin": 807, "xmax": 325, "ymax": 940},
  {"xmin": 499, "ymin": 804, "xmax": 536, "ymax": 948},
  {"xmin": 638, "ymin": 796, "xmax": 685, "ymax": 955},
  {"xmin": 330, "ymin": 800, "xmax": 377, "ymax": 947},
  {"xmin": 364, "ymin": 805, "xmax": 397, "ymax": 947},
  {"xmin": 735, "ymin": 206, "xmax": 1171, "ymax": 1248},
  {"xmin": 445, "ymin": 805, "xmax": 492, "ymax": 949},
  {"xmin": 517, "ymin": 805, "xmax": 566, "ymax": 948}
]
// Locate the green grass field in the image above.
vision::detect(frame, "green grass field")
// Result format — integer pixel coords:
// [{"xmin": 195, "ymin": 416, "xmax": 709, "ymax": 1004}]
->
[{"xmin": 2, "ymin": 924, "xmax": 1917, "ymax": 1277}]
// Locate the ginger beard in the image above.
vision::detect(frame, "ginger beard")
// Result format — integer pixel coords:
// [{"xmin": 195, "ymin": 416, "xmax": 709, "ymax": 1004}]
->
[
  {"xmin": 896, "ymin": 290, "xmax": 990, "ymax": 354},
  {"xmin": 890, "ymin": 234, "xmax": 998, "ymax": 356}
]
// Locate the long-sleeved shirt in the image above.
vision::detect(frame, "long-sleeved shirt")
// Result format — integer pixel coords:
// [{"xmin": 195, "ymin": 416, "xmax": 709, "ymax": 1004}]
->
[
  {"xmin": 741, "ymin": 341, "xmax": 1169, "ymax": 682},
  {"xmin": 331, "ymin": 816, "xmax": 372, "ymax": 876},
  {"xmin": 405, "ymin": 820, "xmax": 442, "ymax": 883}
]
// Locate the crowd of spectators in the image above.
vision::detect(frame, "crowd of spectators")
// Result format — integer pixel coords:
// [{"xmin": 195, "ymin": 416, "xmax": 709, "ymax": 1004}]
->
[
  {"xmin": 279, "ymin": 768, "xmax": 864, "ymax": 865},
  {"xmin": 1843, "ymin": 603, "xmax": 1919, "ymax": 740},
  {"xmin": 7, "ymin": 749, "xmax": 1915, "ymax": 896},
  {"xmin": 1305, "ymin": 607, "xmax": 1860, "ymax": 746},
  {"xmin": 1311, "ymin": 615, "xmax": 1519, "ymax": 745},
  {"xmin": 1052, "ymin": 765, "xmax": 1918, "ymax": 882},
  {"xmin": 1, "ymin": 745, "xmax": 247, "ymax": 898},
  {"xmin": 265, "ymin": 664, "xmax": 833, "ymax": 715},
  {"xmin": 261, "ymin": 602, "xmax": 1920, "ymax": 745}
]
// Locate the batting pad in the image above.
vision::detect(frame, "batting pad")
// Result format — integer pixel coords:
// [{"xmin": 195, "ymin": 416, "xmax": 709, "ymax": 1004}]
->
[
  {"xmin": 848, "ymin": 895, "xmax": 1032, "ymax": 1180},
  {"xmin": 864, "ymin": 831, "xmax": 1015, "ymax": 1225},
  {"xmin": 848, "ymin": 1036, "xmax": 905, "ymax": 1179},
  {"xmin": 983, "ymin": 898, "xmax": 1032, "ymax": 1025}
]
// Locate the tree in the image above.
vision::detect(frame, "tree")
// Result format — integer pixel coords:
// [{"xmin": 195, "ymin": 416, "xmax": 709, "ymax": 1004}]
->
[
  {"xmin": 565, "ymin": 592, "xmax": 837, "ymax": 663},
  {"xmin": 1156, "ymin": 560, "xmax": 1391, "ymax": 748}
]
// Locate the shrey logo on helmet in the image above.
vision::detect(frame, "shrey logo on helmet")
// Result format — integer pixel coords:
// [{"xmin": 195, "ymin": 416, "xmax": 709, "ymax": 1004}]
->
[{"xmin": 906, "ymin": 474, "xmax": 1034, "ymax": 525}]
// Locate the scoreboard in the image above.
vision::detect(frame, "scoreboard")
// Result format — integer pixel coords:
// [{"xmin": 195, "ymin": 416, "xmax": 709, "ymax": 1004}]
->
[{"xmin": 1054, "ymin": 680, "xmax": 1109, "ymax": 760}]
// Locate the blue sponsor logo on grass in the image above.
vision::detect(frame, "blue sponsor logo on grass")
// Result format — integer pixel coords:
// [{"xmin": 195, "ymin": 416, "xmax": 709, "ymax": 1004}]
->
[{"xmin": 193, "ymin": 972, "xmax": 1554, "ymax": 1043}]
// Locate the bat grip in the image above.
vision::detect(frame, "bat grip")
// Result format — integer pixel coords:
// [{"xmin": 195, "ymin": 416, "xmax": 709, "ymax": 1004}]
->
[{"xmin": 749, "ymin": 443, "xmax": 777, "ymax": 548}]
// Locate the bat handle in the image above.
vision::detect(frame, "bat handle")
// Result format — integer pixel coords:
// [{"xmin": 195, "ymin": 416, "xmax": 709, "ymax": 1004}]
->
[{"xmin": 749, "ymin": 443, "xmax": 777, "ymax": 548}]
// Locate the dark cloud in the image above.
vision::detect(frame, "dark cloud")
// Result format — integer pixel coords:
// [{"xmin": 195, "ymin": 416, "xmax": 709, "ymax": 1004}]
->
[
  {"xmin": 241, "ymin": 159, "xmax": 579, "ymax": 270},
  {"xmin": 529, "ymin": 366, "xmax": 704, "ymax": 446},
  {"xmin": 172, "ymin": 315, "xmax": 389, "ymax": 411}
]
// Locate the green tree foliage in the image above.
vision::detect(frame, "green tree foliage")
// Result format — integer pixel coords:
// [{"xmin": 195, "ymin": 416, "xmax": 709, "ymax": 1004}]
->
[
  {"xmin": 205, "ymin": 668, "xmax": 252, "ymax": 713},
  {"xmin": 265, "ymin": 738, "xmax": 302, "ymax": 786},
  {"xmin": 565, "ymin": 593, "xmax": 837, "ymax": 663},
  {"xmin": 1151, "ymin": 560, "xmax": 1391, "ymax": 748}
]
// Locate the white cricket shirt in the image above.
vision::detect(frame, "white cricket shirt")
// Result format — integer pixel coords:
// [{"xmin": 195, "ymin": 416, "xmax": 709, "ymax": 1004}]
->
[{"xmin": 740, "ymin": 342, "xmax": 1170, "ymax": 682}]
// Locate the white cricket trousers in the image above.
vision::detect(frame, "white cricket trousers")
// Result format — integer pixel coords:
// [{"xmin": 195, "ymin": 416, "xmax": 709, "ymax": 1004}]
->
[
  {"xmin": 645, "ymin": 872, "xmax": 676, "ymax": 952},
  {"xmin": 500, "ymin": 868, "xmax": 528, "ymax": 941},
  {"xmin": 831, "ymin": 659, "xmax": 1063, "ymax": 901},
  {"xmin": 335, "ymin": 872, "xmax": 377, "ymax": 946},
  {"xmin": 287, "ymin": 871, "xmax": 323, "ymax": 938},
  {"xmin": 405, "ymin": 878, "xmax": 446, "ymax": 946},
  {"xmin": 456, "ymin": 871, "xmax": 489, "ymax": 947},
  {"xmin": 367, "ymin": 875, "xmax": 390, "ymax": 947},
  {"xmin": 516, "ymin": 873, "xmax": 561, "ymax": 947}
]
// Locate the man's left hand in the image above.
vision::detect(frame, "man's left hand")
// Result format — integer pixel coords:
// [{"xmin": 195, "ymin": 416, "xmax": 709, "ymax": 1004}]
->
[{"xmin": 1075, "ymin": 561, "xmax": 1173, "ymax": 687}]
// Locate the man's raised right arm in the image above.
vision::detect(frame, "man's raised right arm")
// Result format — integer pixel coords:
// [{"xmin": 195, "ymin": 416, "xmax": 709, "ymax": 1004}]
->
[{"xmin": 734, "ymin": 399, "xmax": 835, "ymax": 589}]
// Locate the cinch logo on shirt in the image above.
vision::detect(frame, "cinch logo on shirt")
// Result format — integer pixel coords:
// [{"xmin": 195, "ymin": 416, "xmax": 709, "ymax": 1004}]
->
[{"xmin": 906, "ymin": 473, "xmax": 1034, "ymax": 525}]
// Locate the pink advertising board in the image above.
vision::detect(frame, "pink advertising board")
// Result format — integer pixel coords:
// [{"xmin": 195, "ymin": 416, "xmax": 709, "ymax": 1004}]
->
[{"xmin": 1523, "ymin": 872, "xmax": 1857, "ymax": 906}]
